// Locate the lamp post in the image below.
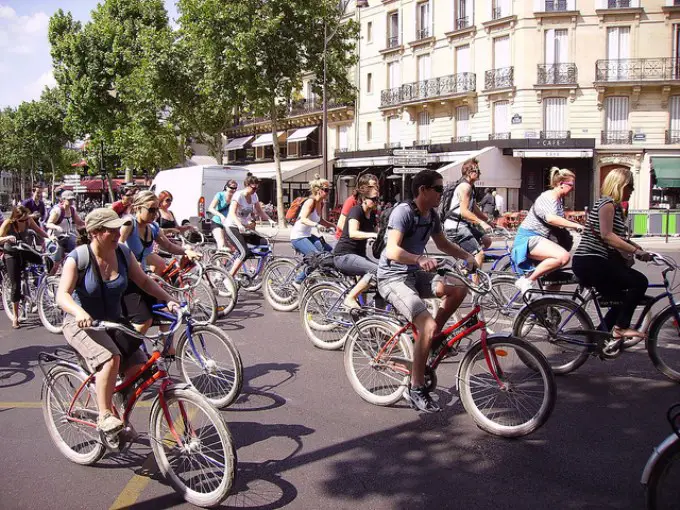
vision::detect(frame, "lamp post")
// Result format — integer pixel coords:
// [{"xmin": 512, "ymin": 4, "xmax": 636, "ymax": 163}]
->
[{"xmin": 321, "ymin": 0, "xmax": 368, "ymax": 184}]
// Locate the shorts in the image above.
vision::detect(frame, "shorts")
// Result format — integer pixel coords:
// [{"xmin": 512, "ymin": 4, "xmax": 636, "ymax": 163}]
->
[
  {"xmin": 378, "ymin": 271, "xmax": 441, "ymax": 322},
  {"xmin": 122, "ymin": 280, "xmax": 157, "ymax": 325},
  {"xmin": 527, "ymin": 236, "xmax": 543, "ymax": 253},
  {"xmin": 63, "ymin": 320, "xmax": 147, "ymax": 373},
  {"xmin": 445, "ymin": 223, "xmax": 486, "ymax": 256}
]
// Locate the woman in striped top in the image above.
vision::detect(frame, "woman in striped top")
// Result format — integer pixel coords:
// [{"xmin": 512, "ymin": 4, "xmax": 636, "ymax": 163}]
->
[{"xmin": 572, "ymin": 167, "xmax": 652, "ymax": 339}]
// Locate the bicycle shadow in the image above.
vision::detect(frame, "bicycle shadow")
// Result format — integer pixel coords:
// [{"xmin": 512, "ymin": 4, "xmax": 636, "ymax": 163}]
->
[
  {"xmin": 0, "ymin": 343, "xmax": 70, "ymax": 388},
  {"xmin": 227, "ymin": 363, "xmax": 300, "ymax": 413}
]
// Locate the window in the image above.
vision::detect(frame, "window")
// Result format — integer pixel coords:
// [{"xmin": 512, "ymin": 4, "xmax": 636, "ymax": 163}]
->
[
  {"xmin": 338, "ymin": 125, "xmax": 349, "ymax": 151},
  {"xmin": 417, "ymin": 1, "xmax": 431, "ymax": 39},
  {"xmin": 388, "ymin": 116, "xmax": 403, "ymax": 147},
  {"xmin": 545, "ymin": 29, "xmax": 568, "ymax": 65},
  {"xmin": 417, "ymin": 111, "xmax": 430, "ymax": 143},
  {"xmin": 456, "ymin": 105, "xmax": 470, "ymax": 140},
  {"xmin": 366, "ymin": 21, "xmax": 373, "ymax": 43},
  {"xmin": 367, "ymin": 73, "xmax": 373, "ymax": 93},
  {"xmin": 455, "ymin": 44, "xmax": 470, "ymax": 73},
  {"xmin": 387, "ymin": 61, "xmax": 401, "ymax": 88},
  {"xmin": 417, "ymin": 54, "xmax": 431, "ymax": 82},
  {"xmin": 493, "ymin": 100, "xmax": 510, "ymax": 135},
  {"xmin": 456, "ymin": 0, "xmax": 474, "ymax": 30},
  {"xmin": 604, "ymin": 96, "xmax": 629, "ymax": 143},
  {"xmin": 543, "ymin": 97, "xmax": 567, "ymax": 138},
  {"xmin": 607, "ymin": 26, "xmax": 630, "ymax": 62},
  {"xmin": 388, "ymin": 11, "xmax": 400, "ymax": 48},
  {"xmin": 492, "ymin": 0, "xmax": 511, "ymax": 19},
  {"xmin": 669, "ymin": 96, "xmax": 680, "ymax": 142},
  {"xmin": 673, "ymin": 24, "xmax": 680, "ymax": 79},
  {"xmin": 493, "ymin": 35, "xmax": 510, "ymax": 69},
  {"xmin": 367, "ymin": 122, "xmax": 373, "ymax": 142}
]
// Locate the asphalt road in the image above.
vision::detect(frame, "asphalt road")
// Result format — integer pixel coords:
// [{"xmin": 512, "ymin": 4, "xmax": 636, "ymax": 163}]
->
[{"xmin": 0, "ymin": 241, "xmax": 679, "ymax": 510}]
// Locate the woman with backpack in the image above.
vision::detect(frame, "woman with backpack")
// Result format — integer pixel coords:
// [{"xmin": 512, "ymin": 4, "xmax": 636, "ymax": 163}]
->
[
  {"xmin": 45, "ymin": 191, "xmax": 85, "ymax": 265},
  {"xmin": 57, "ymin": 208, "xmax": 180, "ymax": 435},
  {"xmin": 335, "ymin": 173, "xmax": 379, "ymax": 240}
]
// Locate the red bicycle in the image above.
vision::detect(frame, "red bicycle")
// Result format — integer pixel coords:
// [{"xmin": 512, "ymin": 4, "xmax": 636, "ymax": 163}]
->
[{"xmin": 344, "ymin": 260, "xmax": 557, "ymax": 438}]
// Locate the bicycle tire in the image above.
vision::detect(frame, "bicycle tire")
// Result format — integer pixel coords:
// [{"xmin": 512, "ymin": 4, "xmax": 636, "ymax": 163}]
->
[
  {"xmin": 2, "ymin": 276, "xmax": 16, "ymax": 321},
  {"xmin": 647, "ymin": 306, "xmax": 680, "ymax": 383},
  {"xmin": 41, "ymin": 365, "xmax": 105, "ymax": 465},
  {"xmin": 149, "ymin": 388, "xmax": 235, "ymax": 507},
  {"xmin": 203, "ymin": 266, "xmax": 238, "ymax": 317},
  {"xmin": 173, "ymin": 273, "xmax": 218, "ymax": 325},
  {"xmin": 263, "ymin": 258, "xmax": 300, "ymax": 312},
  {"xmin": 343, "ymin": 318, "xmax": 414, "ymax": 406},
  {"xmin": 300, "ymin": 282, "xmax": 351, "ymax": 350},
  {"xmin": 38, "ymin": 276, "xmax": 64, "ymax": 334},
  {"xmin": 175, "ymin": 324, "xmax": 244, "ymax": 409},
  {"xmin": 512, "ymin": 297, "xmax": 592, "ymax": 375},
  {"xmin": 644, "ymin": 437, "xmax": 680, "ymax": 510},
  {"xmin": 475, "ymin": 273, "xmax": 522, "ymax": 332},
  {"xmin": 458, "ymin": 335, "xmax": 556, "ymax": 437}
]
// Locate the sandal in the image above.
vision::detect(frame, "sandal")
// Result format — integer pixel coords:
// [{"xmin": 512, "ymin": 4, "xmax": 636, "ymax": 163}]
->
[
  {"xmin": 612, "ymin": 326, "xmax": 646, "ymax": 339},
  {"xmin": 11, "ymin": 322, "xmax": 20, "ymax": 330}
]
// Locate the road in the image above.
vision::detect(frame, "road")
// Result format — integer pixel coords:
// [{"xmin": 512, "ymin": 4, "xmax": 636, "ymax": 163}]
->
[{"xmin": 0, "ymin": 242, "xmax": 678, "ymax": 510}]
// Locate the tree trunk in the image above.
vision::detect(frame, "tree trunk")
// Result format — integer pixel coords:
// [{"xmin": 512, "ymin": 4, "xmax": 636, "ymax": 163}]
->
[
  {"xmin": 270, "ymin": 101, "xmax": 286, "ymax": 228},
  {"xmin": 124, "ymin": 167, "xmax": 133, "ymax": 183},
  {"xmin": 214, "ymin": 133, "xmax": 224, "ymax": 165},
  {"xmin": 106, "ymin": 173, "xmax": 115, "ymax": 203},
  {"xmin": 20, "ymin": 167, "xmax": 25, "ymax": 201},
  {"xmin": 49, "ymin": 158, "xmax": 56, "ymax": 202}
]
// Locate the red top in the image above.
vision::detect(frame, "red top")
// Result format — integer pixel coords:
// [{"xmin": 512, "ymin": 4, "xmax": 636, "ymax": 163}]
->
[
  {"xmin": 111, "ymin": 201, "xmax": 128, "ymax": 217},
  {"xmin": 335, "ymin": 195, "xmax": 358, "ymax": 239}
]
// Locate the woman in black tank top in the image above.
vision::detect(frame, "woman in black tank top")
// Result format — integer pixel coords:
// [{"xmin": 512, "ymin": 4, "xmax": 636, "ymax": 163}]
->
[{"xmin": 157, "ymin": 190, "xmax": 195, "ymax": 238}]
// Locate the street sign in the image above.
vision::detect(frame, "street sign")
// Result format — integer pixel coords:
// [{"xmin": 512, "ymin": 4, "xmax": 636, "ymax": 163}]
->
[
  {"xmin": 73, "ymin": 186, "xmax": 88, "ymax": 193},
  {"xmin": 64, "ymin": 173, "xmax": 81, "ymax": 180},
  {"xmin": 391, "ymin": 156, "xmax": 428, "ymax": 166},
  {"xmin": 393, "ymin": 149, "xmax": 428, "ymax": 157},
  {"xmin": 393, "ymin": 167, "xmax": 427, "ymax": 175}
]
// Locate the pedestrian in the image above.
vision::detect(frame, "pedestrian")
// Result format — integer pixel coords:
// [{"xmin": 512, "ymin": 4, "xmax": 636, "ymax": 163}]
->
[
  {"xmin": 493, "ymin": 190, "xmax": 505, "ymax": 217},
  {"xmin": 479, "ymin": 188, "xmax": 496, "ymax": 220}
]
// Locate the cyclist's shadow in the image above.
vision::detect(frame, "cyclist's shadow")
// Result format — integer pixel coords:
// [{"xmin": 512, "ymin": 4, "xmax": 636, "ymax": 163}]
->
[{"xmin": 0, "ymin": 344, "xmax": 66, "ymax": 389}]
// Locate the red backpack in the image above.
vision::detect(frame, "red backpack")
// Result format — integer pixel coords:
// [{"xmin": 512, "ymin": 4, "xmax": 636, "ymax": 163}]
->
[{"xmin": 285, "ymin": 197, "xmax": 307, "ymax": 225}]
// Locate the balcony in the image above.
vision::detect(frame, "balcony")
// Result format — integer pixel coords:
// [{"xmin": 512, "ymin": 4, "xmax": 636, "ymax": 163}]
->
[
  {"xmin": 451, "ymin": 136, "xmax": 472, "ymax": 143},
  {"xmin": 543, "ymin": 0, "xmax": 568, "ymax": 11},
  {"xmin": 492, "ymin": 7, "xmax": 503, "ymax": 19},
  {"xmin": 489, "ymin": 133, "xmax": 511, "ymax": 140},
  {"xmin": 334, "ymin": 148, "xmax": 351, "ymax": 156},
  {"xmin": 384, "ymin": 142, "xmax": 402, "ymax": 149},
  {"xmin": 387, "ymin": 35, "xmax": 400, "ymax": 48},
  {"xmin": 600, "ymin": 0, "xmax": 639, "ymax": 8},
  {"xmin": 416, "ymin": 27, "xmax": 430, "ymax": 40},
  {"xmin": 537, "ymin": 63, "xmax": 578, "ymax": 85},
  {"xmin": 666, "ymin": 130, "xmax": 680, "ymax": 144},
  {"xmin": 601, "ymin": 130, "xmax": 633, "ymax": 144},
  {"xmin": 456, "ymin": 17, "xmax": 470, "ymax": 30},
  {"xmin": 595, "ymin": 58, "xmax": 680, "ymax": 83},
  {"xmin": 484, "ymin": 67, "xmax": 514, "ymax": 91},
  {"xmin": 540, "ymin": 130, "xmax": 571, "ymax": 139},
  {"xmin": 663, "ymin": 0, "xmax": 680, "ymax": 13},
  {"xmin": 380, "ymin": 73, "xmax": 476, "ymax": 108},
  {"xmin": 535, "ymin": 0, "xmax": 578, "ymax": 17},
  {"xmin": 596, "ymin": 0, "xmax": 642, "ymax": 18},
  {"xmin": 411, "ymin": 140, "xmax": 431, "ymax": 148}
]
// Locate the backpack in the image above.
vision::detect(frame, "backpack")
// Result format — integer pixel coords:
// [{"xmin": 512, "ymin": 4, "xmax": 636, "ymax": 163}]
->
[
  {"xmin": 73, "ymin": 244, "xmax": 129, "ymax": 287},
  {"xmin": 285, "ymin": 197, "xmax": 308, "ymax": 225},
  {"xmin": 371, "ymin": 201, "xmax": 436, "ymax": 259},
  {"xmin": 438, "ymin": 178, "xmax": 475, "ymax": 224},
  {"xmin": 50, "ymin": 204, "xmax": 75, "ymax": 225}
]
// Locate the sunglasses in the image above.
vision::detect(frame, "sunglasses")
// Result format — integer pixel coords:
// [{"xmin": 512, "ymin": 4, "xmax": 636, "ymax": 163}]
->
[
  {"xmin": 228, "ymin": 186, "xmax": 238, "ymax": 191},
  {"xmin": 429, "ymin": 185, "xmax": 445, "ymax": 193},
  {"xmin": 321, "ymin": 187, "xmax": 331, "ymax": 192},
  {"xmin": 144, "ymin": 206, "xmax": 159, "ymax": 214},
  {"xmin": 164, "ymin": 199, "xmax": 173, "ymax": 204}
]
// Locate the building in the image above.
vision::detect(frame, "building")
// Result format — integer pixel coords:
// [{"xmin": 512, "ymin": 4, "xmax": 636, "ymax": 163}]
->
[{"xmin": 326, "ymin": 0, "xmax": 680, "ymax": 212}]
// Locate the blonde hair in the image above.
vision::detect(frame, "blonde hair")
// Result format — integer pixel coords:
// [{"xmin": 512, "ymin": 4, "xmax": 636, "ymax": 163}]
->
[
  {"xmin": 132, "ymin": 190, "xmax": 158, "ymax": 210},
  {"xmin": 308, "ymin": 174, "xmax": 330, "ymax": 197},
  {"xmin": 601, "ymin": 167, "xmax": 633, "ymax": 204},
  {"xmin": 550, "ymin": 167, "xmax": 576, "ymax": 188},
  {"xmin": 461, "ymin": 158, "xmax": 480, "ymax": 177}
]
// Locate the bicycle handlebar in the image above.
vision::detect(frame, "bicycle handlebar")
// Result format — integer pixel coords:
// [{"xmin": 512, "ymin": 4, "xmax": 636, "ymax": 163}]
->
[
  {"xmin": 435, "ymin": 258, "xmax": 492, "ymax": 295},
  {"xmin": 82, "ymin": 305, "xmax": 185, "ymax": 341},
  {"xmin": 649, "ymin": 253, "xmax": 678, "ymax": 270}
]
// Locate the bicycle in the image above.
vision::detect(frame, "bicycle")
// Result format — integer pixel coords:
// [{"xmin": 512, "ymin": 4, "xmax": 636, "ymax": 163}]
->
[
  {"xmin": 641, "ymin": 403, "xmax": 680, "ymax": 510},
  {"xmin": 511, "ymin": 253, "xmax": 680, "ymax": 380},
  {"xmin": 343, "ymin": 260, "xmax": 556, "ymax": 438},
  {"xmin": 38, "ymin": 307, "xmax": 236, "ymax": 508}
]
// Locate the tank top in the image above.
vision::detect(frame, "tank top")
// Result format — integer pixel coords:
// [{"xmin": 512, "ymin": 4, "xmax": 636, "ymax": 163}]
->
[
  {"xmin": 3, "ymin": 223, "xmax": 32, "ymax": 255},
  {"xmin": 290, "ymin": 199, "xmax": 320, "ymax": 240},
  {"xmin": 124, "ymin": 218, "xmax": 159, "ymax": 270},
  {"xmin": 443, "ymin": 180, "xmax": 477, "ymax": 231},
  {"xmin": 211, "ymin": 191, "xmax": 231, "ymax": 226},
  {"xmin": 574, "ymin": 196, "xmax": 627, "ymax": 260},
  {"xmin": 158, "ymin": 212, "xmax": 177, "ymax": 229}
]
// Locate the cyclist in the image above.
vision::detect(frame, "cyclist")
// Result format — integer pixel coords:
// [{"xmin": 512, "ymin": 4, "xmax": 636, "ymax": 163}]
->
[
  {"xmin": 207, "ymin": 180, "xmax": 238, "ymax": 252},
  {"xmin": 23, "ymin": 186, "xmax": 47, "ymax": 225},
  {"xmin": 0, "ymin": 206, "xmax": 49, "ymax": 328},
  {"xmin": 335, "ymin": 173, "xmax": 378, "ymax": 240},
  {"xmin": 333, "ymin": 182, "xmax": 380, "ymax": 309},
  {"xmin": 157, "ymin": 190, "xmax": 195, "ymax": 238},
  {"xmin": 56, "ymin": 208, "xmax": 180, "ymax": 434},
  {"xmin": 442, "ymin": 159, "xmax": 492, "ymax": 276},
  {"xmin": 572, "ymin": 167, "xmax": 652, "ymax": 340},
  {"xmin": 511, "ymin": 167, "xmax": 583, "ymax": 295},
  {"xmin": 111, "ymin": 185, "xmax": 137, "ymax": 217},
  {"xmin": 119, "ymin": 191, "xmax": 200, "ymax": 334},
  {"xmin": 225, "ymin": 173, "xmax": 275, "ymax": 277},
  {"xmin": 45, "ymin": 190, "xmax": 84, "ymax": 266},
  {"xmin": 378, "ymin": 169, "xmax": 476, "ymax": 413}
]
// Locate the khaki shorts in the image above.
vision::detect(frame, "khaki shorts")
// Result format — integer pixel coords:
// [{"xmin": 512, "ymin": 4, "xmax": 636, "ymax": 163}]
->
[
  {"xmin": 63, "ymin": 320, "xmax": 147, "ymax": 373},
  {"xmin": 378, "ymin": 271, "xmax": 442, "ymax": 322}
]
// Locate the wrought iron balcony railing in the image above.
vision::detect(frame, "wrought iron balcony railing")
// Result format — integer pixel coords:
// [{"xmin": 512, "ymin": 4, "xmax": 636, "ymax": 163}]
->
[
  {"xmin": 484, "ymin": 67, "xmax": 514, "ymax": 90},
  {"xmin": 289, "ymin": 99, "xmax": 349, "ymax": 116},
  {"xmin": 380, "ymin": 73, "xmax": 476, "ymax": 107},
  {"xmin": 416, "ymin": 27, "xmax": 430, "ymax": 40},
  {"xmin": 492, "ymin": 7, "xmax": 503, "ymax": 19},
  {"xmin": 489, "ymin": 133, "xmax": 511, "ymax": 140},
  {"xmin": 606, "ymin": 0, "xmax": 633, "ymax": 8},
  {"xmin": 543, "ymin": 0, "xmax": 568, "ymax": 10},
  {"xmin": 537, "ymin": 63, "xmax": 578, "ymax": 85},
  {"xmin": 387, "ymin": 35, "xmax": 400, "ymax": 48},
  {"xmin": 411, "ymin": 140, "xmax": 432, "ymax": 148},
  {"xmin": 666, "ymin": 130, "xmax": 680, "ymax": 144},
  {"xmin": 601, "ymin": 130, "xmax": 633, "ymax": 144},
  {"xmin": 455, "ymin": 16, "xmax": 470, "ymax": 30},
  {"xmin": 334, "ymin": 148, "xmax": 351, "ymax": 156},
  {"xmin": 384, "ymin": 142, "xmax": 402, "ymax": 149},
  {"xmin": 451, "ymin": 136, "xmax": 472, "ymax": 143},
  {"xmin": 595, "ymin": 58, "xmax": 680, "ymax": 82},
  {"xmin": 540, "ymin": 130, "xmax": 571, "ymax": 139}
]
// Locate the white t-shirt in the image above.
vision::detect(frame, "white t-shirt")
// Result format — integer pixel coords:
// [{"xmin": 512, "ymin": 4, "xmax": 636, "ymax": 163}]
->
[
  {"xmin": 225, "ymin": 190, "xmax": 259, "ymax": 230},
  {"xmin": 495, "ymin": 194, "xmax": 505, "ymax": 214}
]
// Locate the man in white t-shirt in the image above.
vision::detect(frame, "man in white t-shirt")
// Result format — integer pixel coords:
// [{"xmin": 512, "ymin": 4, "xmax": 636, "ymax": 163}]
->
[{"xmin": 493, "ymin": 190, "xmax": 505, "ymax": 216}]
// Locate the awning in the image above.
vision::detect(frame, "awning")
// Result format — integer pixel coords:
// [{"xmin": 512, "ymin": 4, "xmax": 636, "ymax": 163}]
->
[
  {"xmin": 224, "ymin": 136, "xmax": 253, "ymax": 151},
  {"xmin": 512, "ymin": 149, "xmax": 593, "ymax": 158},
  {"xmin": 252, "ymin": 132, "xmax": 285, "ymax": 148},
  {"xmin": 438, "ymin": 147, "xmax": 521, "ymax": 189},
  {"xmin": 287, "ymin": 126, "xmax": 318, "ymax": 143},
  {"xmin": 235, "ymin": 158, "xmax": 323, "ymax": 182},
  {"xmin": 653, "ymin": 157, "xmax": 680, "ymax": 188}
]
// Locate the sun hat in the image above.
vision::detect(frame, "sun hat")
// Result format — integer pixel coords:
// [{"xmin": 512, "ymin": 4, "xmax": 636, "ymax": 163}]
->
[{"xmin": 85, "ymin": 208, "xmax": 132, "ymax": 233}]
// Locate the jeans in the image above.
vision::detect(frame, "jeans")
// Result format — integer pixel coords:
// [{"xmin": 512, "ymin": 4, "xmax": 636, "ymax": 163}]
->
[
  {"xmin": 291, "ymin": 235, "xmax": 332, "ymax": 283},
  {"xmin": 333, "ymin": 253, "xmax": 377, "ymax": 278}
]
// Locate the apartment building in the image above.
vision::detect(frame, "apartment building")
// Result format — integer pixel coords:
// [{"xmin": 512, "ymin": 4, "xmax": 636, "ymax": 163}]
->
[{"xmin": 329, "ymin": 0, "xmax": 680, "ymax": 211}]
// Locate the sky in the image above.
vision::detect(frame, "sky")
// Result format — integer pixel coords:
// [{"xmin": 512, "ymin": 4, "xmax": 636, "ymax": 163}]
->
[{"xmin": 0, "ymin": 0, "xmax": 179, "ymax": 109}]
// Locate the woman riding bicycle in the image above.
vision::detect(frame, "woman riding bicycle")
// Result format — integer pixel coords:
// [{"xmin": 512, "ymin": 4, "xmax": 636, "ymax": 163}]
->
[
  {"xmin": 335, "ymin": 173, "xmax": 378, "ymax": 240},
  {"xmin": 511, "ymin": 167, "xmax": 583, "ymax": 295},
  {"xmin": 572, "ymin": 167, "xmax": 652, "ymax": 340},
  {"xmin": 56, "ymin": 208, "xmax": 180, "ymax": 434},
  {"xmin": 224, "ymin": 173, "xmax": 275, "ymax": 277},
  {"xmin": 332, "ymin": 181, "xmax": 380, "ymax": 309},
  {"xmin": 207, "ymin": 180, "xmax": 238, "ymax": 252},
  {"xmin": 0, "ymin": 206, "xmax": 49, "ymax": 328},
  {"xmin": 119, "ymin": 191, "xmax": 200, "ymax": 334},
  {"xmin": 157, "ymin": 190, "xmax": 195, "ymax": 239}
]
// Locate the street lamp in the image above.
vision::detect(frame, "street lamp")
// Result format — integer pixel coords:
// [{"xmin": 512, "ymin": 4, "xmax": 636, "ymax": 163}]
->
[{"xmin": 321, "ymin": 0, "xmax": 368, "ymax": 186}]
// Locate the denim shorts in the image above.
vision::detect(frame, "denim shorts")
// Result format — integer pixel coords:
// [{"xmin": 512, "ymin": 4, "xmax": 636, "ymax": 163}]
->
[{"xmin": 377, "ymin": 271, "xmax": 441, "ymax": 322}]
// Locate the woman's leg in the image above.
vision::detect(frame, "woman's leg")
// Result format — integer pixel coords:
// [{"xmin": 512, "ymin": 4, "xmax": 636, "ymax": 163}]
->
[
  {"xmin": 212, "ymin": 226, "xmax": 227, "ymax": 251},
  {"xmin": 334, "ymin": 254, "xmax": 378, "ymax": 307},
  {"xmin": 526, "ymin": 238, "xmax": 571, "ymax": 282},
  {"xmin": 96, "ymin": 355, "xmax": 120, "ymax": 418},
  {"xmin": 5, "ymin": 255, "xmax": 21, "ymax": 327},
  {"xmin": 226, "ymin": 227, "xmax": 248, "ymax": 277},
  {"xmin": 310, "ymin": 234, "xmax": 333, "ymax": 253},
  {"xmin": 609, "ymin": 265, "xmax": 648, "ymax": 336},
  {"xmin": 291, "ymin": 237, "xmax": 320, "ymax": 283}
]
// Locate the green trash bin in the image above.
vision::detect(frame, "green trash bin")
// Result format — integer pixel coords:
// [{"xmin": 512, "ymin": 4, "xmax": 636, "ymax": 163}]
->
[
  {"xmin": 630, "ymin": 212, "xmax": 648, "ymax": 236},
  {"xmin": 662, "ymin": 211, "xmax": 678, "ymax": 235}
]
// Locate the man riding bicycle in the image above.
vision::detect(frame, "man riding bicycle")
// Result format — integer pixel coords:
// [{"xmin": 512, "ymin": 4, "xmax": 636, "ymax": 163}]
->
[{"xmin": 377, "ymin": 170, "xmax": 476, "ymax": 413}]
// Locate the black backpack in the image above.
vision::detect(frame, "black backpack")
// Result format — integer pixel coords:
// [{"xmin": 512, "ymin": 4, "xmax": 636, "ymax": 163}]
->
[
  {"xmin": 372, "ymin": 201, "xmax": 436, "ymax": 259},
  {"xmin": 438, "ymin": 178, "xmax": 475, "ymax": 224}
]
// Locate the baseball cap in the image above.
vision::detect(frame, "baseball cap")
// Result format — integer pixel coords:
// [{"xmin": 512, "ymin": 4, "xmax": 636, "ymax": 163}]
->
[
  {"xmin": 61, "ymin": 190, "xmax": 76, "ymax": 200},
  {"xmin": 85, "ymin": 208, "xmax": 131, "ymax": 232}
]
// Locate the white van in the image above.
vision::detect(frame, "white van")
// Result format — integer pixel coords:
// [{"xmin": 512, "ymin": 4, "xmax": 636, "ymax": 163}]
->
[{"xmin": 150, "ymin": 165, "xmax": 249, "ymax": 225}]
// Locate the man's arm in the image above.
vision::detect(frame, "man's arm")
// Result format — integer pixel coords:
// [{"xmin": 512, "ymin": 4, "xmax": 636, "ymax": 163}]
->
[{"xmin": 458, "ymin": 184, "xmax": 491, "ymax": 229}]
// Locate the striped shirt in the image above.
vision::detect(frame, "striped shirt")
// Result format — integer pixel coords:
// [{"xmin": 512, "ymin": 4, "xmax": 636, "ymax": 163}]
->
[
  {"xmin": 518, "ymin": 192, "xmax": 564, "ymax": 238},
  {"xmin": 574, "ymin": 196, "xmax": 627, "ymax": 260}
]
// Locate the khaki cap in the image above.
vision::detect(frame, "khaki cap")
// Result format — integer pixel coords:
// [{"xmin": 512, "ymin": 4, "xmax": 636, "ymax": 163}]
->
[{"xmin": 85, "ymin": 208, "xmax": 131, "ymax": 232}]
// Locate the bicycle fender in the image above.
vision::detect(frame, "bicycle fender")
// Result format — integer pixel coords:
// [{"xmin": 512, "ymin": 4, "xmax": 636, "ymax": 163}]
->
[
  {"xmin": 40, "ymin": 361, "xmax": 91, "ymax": 401},
  {"xmin": 645, "ymin": 304, "xmax": 678, "ymax": 334},
  {"xmin": 640, "ymin": 434, "xmax": 680, "ymax": 485}
]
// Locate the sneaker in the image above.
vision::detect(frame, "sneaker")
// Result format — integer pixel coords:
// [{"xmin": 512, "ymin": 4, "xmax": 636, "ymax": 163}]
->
[
  {"xmin": 97, "ymin": 411, "xmax": 124, "ymax": 434},
  {"xmin": 405, "ymin": 386, "xmax": 441, "ymax": 413},
  {"xmin": 514, "ymin": 276, "xmax": 534, "ymax": 296},
  {"xmin": 343, "ymin": 296, "xmax": 361, "ymax": 309}
]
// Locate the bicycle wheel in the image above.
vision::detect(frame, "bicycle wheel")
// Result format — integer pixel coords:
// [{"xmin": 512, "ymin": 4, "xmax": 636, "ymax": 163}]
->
[
  {"xmin": 644, "ymin": 438, "xmax": 680, "ymax": 510},
  {"xmin": 458, "ymin": 335, "xmax": 556, "ymax": 437},
  {"xmin": 175, "ymin": 325, "xmax": 243, "ymax": 409},
  {"xmin": 263, "ymin": 258, "xmax": 300, "ymax": 312},
  {"xmin": 647, "ymin": 307, "xmax": 680, "ymax": 383},
  {"xmin": 203, "ymin": 266, "xmax": 238, "ymax": 317},
  {"xmin": 512, "ymin": 297, "xmax": 592, "ymax": 374},
  {"xmin": 343, "ymin": 318, "xmax": 413, "ymax": 406},
  {"xmin": 476, "ymin": 274, "xmax": 522, "ymax": 332},
  {"xmin": 41, "ymin": 365, "xmax": 105, "ymax": 465},
  {"xmin": 38, "ymin": 276, "xmax": 64, "ymax": 334},
  {"xmin": 177, "ymin": 274, "xmax": 218, "ymax": 325},
  {"xmin": 300, "ymin": 282, "xmax": 351, "ymax": 350},
  {"xmin": 149, "ymin": 388, "xmax": 235, "ymax": 507}
]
